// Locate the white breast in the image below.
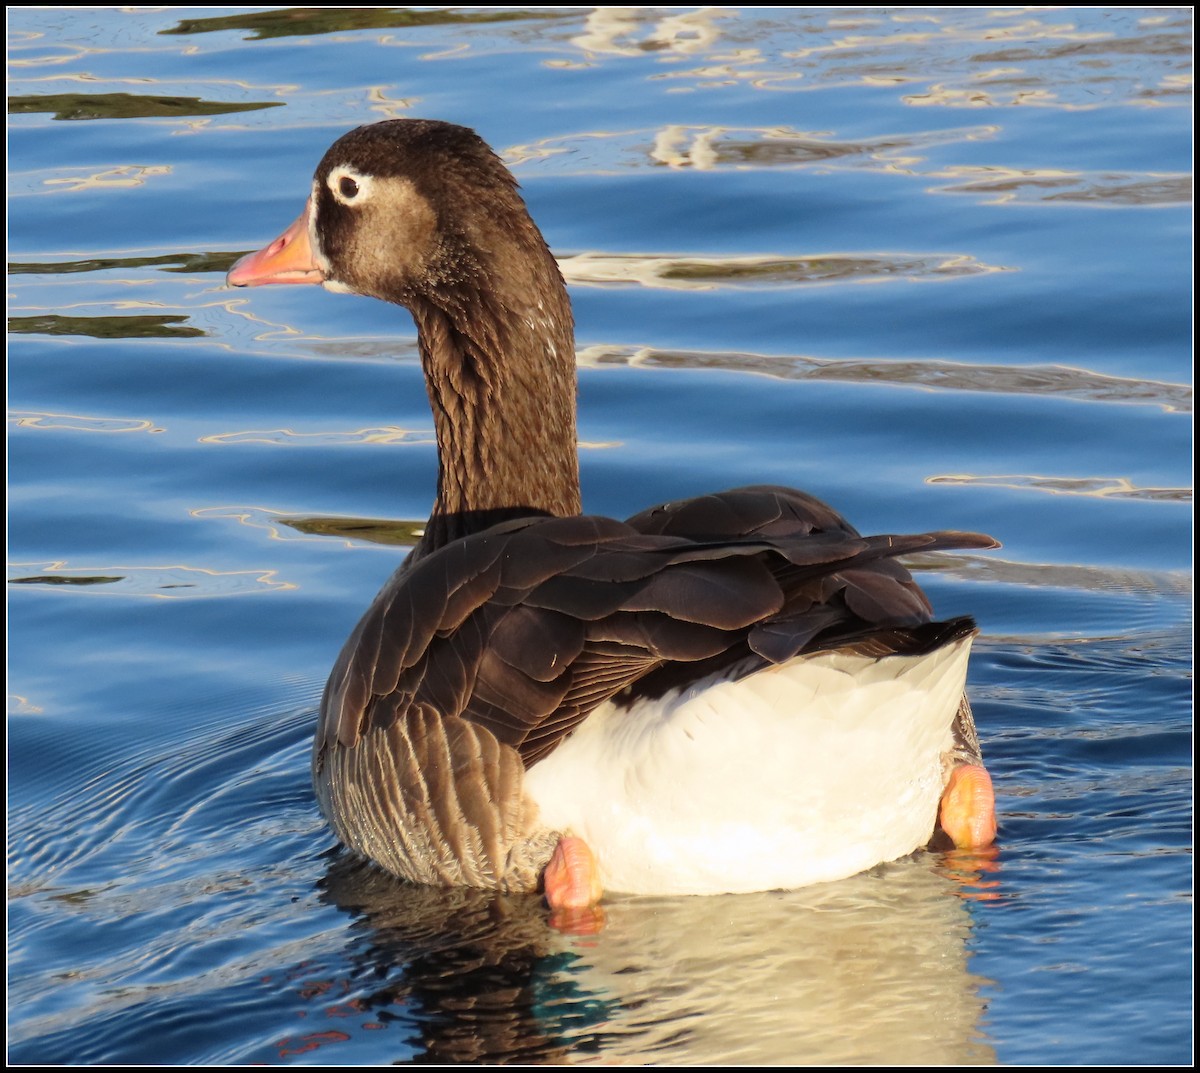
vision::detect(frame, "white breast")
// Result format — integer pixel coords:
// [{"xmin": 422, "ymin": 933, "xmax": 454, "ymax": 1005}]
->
[{"xmin": 523, "ymin": 636, "xmax": 973, "ymax": 895}]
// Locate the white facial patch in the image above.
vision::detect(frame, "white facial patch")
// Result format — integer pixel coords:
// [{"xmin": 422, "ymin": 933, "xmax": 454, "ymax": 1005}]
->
[{"xmin": 327, "ymin": 165, "xmax": 375, "ymax": 207}]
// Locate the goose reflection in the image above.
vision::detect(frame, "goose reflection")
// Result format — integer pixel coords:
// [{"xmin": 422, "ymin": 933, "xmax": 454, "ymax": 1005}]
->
[{"xmin": 305, "ymin": 852, "xmax": 999, "ymax": 1064}]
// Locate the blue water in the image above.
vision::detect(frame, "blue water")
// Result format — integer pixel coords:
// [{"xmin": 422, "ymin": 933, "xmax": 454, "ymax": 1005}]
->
[{"xmin": 8, "ymin": 7, "xmax": 1192, "ymax": 1065}]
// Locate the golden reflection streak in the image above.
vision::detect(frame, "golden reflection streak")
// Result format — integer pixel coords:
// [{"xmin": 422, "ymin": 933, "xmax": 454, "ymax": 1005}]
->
[
  {"xmin": 7, "ymin": 561, "xmax": 295, "ymax": 597},
  {"xmin": 198, "ymin": 427, "xmax": 621, "ymax": 449},
  {"xmin": 364, "ymin": 85, "xmax": 416, "ymax": 119},
  {"xmin": 570, "ymin": 7, "xmax": 732, "ymax": 59},
  {"xmin": 42, "ymin": 165, "xmax": 171, "ymax": 192},
  {"xmin": 8, "ymin": 51, "xmax": 93, "ymax": 68},
  {"xmin": 191, "ymin": 506, "xmax": 340, "ymax": 546},
  {"xmin": 927, "ymin": 474, "xmax": 1192, "ymax": 502},
  {"xmin": 15, "ymin": 299, "xmax": 193, "ymax": 314},
  {"xmin": 214, "ymin": 296, "xmax": 313, "ymax": 343},
  {"xmin": 651, "ymin": 124, "xmax": 721, "ymax": 168},
  {"xmin": 8, "ymin": 411, "xmax": 163, "ymax": 434},
  {"xmin": 13, "ymin": 71, "xmax": 303, "ymax": 104},
  {"xmin": 8, "ymin": 695, "xmax": 45, "ymax": 716},
  {"xmin": 199, "ymin": 427, "xmax": 436, "ymax": 447},
  {"xmin": 416, "ymin": 41, "xmax": 471, "ymax": 62}
]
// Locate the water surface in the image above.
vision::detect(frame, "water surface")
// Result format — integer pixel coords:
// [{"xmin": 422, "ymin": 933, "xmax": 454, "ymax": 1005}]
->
[{"xmin": 8, "ymin": 7, "xmax": 1192, "ymax": 1065}]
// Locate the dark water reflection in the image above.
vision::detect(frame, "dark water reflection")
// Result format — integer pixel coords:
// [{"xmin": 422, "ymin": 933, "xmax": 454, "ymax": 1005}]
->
[
  {"xmin": 8, "ymin": 92, "xmax": 283, "ymax": 122},
  {"xmin": 161, "ymin": 6, "xmax": 575, "ymax": 42},
  {"xmin": 8, "ymin": 313, "xmax": 206, "ymax": 339},
  {"xmin": 312, "ymin": 861, "xmax": 588, "ymax": 1064}
]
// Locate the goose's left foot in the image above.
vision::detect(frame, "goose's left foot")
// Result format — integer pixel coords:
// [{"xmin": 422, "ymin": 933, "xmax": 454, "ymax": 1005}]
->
[
  {"xmin": 939, "ymin": 763, "xmax": 997, "ymax": 849},
  {"xmin": 544, "ymin": 835, "xmax": 606, "ymax": 934}
]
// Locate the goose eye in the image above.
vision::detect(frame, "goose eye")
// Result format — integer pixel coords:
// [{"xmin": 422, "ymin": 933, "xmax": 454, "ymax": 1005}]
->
[{"xmin": 339, "ymin": 175, "xmax": 359, "ymax": 199}]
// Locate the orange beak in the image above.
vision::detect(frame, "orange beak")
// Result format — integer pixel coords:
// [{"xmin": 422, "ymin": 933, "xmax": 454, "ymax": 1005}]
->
[{"xmin": 226, "ymin": 199, "xmax": 325, "ymax": 287}]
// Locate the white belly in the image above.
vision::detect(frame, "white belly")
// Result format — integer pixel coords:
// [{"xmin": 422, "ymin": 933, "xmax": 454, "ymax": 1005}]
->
[{"xmin": 523, "ymin": 636, "xmax": 973, "ymax": 895}]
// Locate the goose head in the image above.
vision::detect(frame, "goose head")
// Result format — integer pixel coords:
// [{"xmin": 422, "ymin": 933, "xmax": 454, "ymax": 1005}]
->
[
  {"xmin": 227, "ymin": 119, "xmax": 583, "ymax": 545},
  {"xmin": 228, "ymin": 119, "xmax": 567, "ymax": 316}
]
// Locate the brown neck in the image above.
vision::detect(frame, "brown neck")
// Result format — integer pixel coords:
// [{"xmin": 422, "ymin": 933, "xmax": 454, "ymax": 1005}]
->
[{"xmin": 410, "ymin": 274, "xmax": 581, "ymax": 555}]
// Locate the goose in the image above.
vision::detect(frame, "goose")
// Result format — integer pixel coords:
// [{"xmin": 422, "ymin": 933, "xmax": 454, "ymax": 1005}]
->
[{"xmin": 227, "ymin": 118, "xmax": 998, "ymax": 919}]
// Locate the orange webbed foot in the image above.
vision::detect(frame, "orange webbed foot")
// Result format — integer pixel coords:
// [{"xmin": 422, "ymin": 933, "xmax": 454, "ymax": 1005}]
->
[
  {"xmin": 939, "ymin": 763, "xmax": 997, "ymax": 849},
  {"xmin": 544, "ymin": 835, "xmax": 606, "ymax": 935}
]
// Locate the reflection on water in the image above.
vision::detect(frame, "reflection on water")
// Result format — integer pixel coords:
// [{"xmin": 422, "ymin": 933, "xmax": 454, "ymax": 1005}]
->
[
  {"xmin": 7, "ymin": 562, "xmax": 296, "ymax": 597},
  {"xmin": 508, "ymin": 122, "xmax": 1188, "ymax": 209},
  {"xmin": 275, "ymin": 513, "xmax": 426, "ymax": 548},
  {"xmin": 561, "ymin": 251, "xmax": 1005, "ymax": 289},
  {"xmin": 571, "ymin": 6, "xmax": 731, "ymax": 59},
  {"xmin": 8, "ymin": 313, "xmax": 203, "ymax": 339},
  {"xmin": 933, "ymin": 166, "xmax": 1192, "ymax": 207},
  {"xmin": 8, "ymin": 91, "xmax": 282, "ymax": 121},
  {"xmin": 199, "ymin": 426, "xmax": 436, "ymax": 447},
  {"xmin": 928, "ymin": 473, "xmax": 1192, "ymax": 503},
  {"xmin": 904, "ymin": 552, "xmax": 1192, "ymax": 601},
  {"xmin": 313, "ymin": 854, "xmax": 997, "ymax": 1065},
  {"xmin": 9, "ymin": 571, "xmax": 123, "ymax": 588},
  {"xmin": 161, "ymin": 6, "xmax": 575, "ymax": 41},
  {"xmin": 310, "ymin": 862, "xmax": 579, "ymax": 1064},
  {"xmin": 8, "ymin": 411, "xmax": 162, "ymax": 433},
  {"xmin": 8, "ymin": 251, "xmax": 237, "ymax": 276},
  {"xmin": 508, "ymin": 122, "xmax": 999, "ymax": 173},
  {"xmin": 638, "ymin": 8, "xmax": 1192, "ymax": 108},
  {"xmin": 577, "ymin": 345, "xmax": 1193, "ymax": 413},
  {"xmin": 188, "ymin": 506, "xmax": 427, "ymax": 550},
  {"xmin": 40, "ymin": 164, "xmax": 173, "ymax": 193}
]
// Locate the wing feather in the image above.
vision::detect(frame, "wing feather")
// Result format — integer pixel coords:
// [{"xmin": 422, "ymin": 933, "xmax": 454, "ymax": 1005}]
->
[{"xmin": 318, "ymin": 485, "xmax": 998, "ymax": 782}]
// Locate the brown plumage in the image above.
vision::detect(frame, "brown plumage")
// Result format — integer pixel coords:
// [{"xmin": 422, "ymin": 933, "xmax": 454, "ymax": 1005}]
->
[{"xmin": 227, "ymin": 119, "xmax": 999, "ymax": 896}]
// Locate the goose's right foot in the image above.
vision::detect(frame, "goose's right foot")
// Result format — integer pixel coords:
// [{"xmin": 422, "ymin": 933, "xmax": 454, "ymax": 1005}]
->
[
  {"xmin": 544, "ymin": 835, "xmax": 606, "ymax": 935},
  {"xmin": 939, "ymin": 763, "xmax": 997, "ymax": 849}
]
